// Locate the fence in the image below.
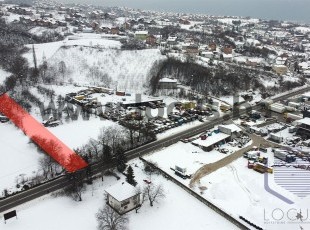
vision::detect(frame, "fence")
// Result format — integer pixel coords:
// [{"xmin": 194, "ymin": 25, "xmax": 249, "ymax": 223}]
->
[{"xmin": 139, "ymin": 157, "xmax": 252, "ymax": 230}]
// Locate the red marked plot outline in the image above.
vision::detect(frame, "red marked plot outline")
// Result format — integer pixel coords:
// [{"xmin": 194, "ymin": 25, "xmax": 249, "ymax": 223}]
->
[{"xmin": 0, "ymin": 93, "xmax": 88, "ymax": 172}]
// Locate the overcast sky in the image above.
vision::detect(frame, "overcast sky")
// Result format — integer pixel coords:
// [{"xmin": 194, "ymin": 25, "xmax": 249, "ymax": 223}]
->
[{"xmin": 61, "ymin": 0, "xmax": 310, "ymax": 23}]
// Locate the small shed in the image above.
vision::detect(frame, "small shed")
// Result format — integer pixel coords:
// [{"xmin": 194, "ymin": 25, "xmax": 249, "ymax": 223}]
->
[
  {"xmin": 105, "ymin": 182, "xmax": 141, "ymax": 214},
  {"xmin": 158, "ymin": 78, "xmax": 177, "ymax": 89}
]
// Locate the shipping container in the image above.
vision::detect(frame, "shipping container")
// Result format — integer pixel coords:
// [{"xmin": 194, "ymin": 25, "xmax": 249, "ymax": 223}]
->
[
  {"xmin": 270, "ymin": 104, "xmax": 286, "ymax": 113},
  {"xmin": 288, "ymin": 101, "xmax": 300, "ymax": 109},
  {"xmin": 285, "ymin": 106, "xmax": 296, "ymax": 112},
  {"xmin": 269, "ymin": 133, "xmax": 283, "ymax": 143},
  {"xmin": 274, "ymin": 150, "xmax": 296, "ymax": 163},
  {"xmin": 284, "ymin": 113, "xmax": 303, "ymax": 121},
  {"xmin": 116, "ymin": 91, "xmax": 125, "ymax": 96}
]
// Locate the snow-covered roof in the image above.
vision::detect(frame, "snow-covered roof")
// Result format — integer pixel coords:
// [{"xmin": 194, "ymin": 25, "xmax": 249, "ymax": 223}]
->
[
  {"xmin": 192, "ymin": 133, "xmax": 230, "ymax": 148},
  {"xmin": 105, "ymin": 181, "xmax": 138, "ymax": 201},
  {"xmin": 159, "ymin": 78, "xmax": 177, "ymax": 83},
  {"xmin": 296, "ymin": 117, "xmax": 310, "ymax": 126},
  {"xmin": 135, "ymin": 30, "xmax": 148, "ymax": 35},
  {"xmin": 223, "ymin": 54, "xmax": 233, "ymax": 58},
  {"xmin": 302, "ymin": 92, "xmax": 310, "ymax": 98},
  {"xmin": 219, "ymin": 124, "xmax": 242, "ymax": 133}
]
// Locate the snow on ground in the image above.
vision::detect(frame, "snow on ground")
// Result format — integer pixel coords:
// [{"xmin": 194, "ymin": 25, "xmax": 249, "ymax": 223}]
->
[
  {"xmin": 2, "ymin": 12, "xmax": 20, "ymax": 23},
  {"xmin": 23, "ymin": 35, "xmax": 122, "ymax": 67},
  {"xmin": 46, "ymin": 117, "xmax": 120, "ymax": 149},
  {"xmin": 144, "ymin": 142, "xmax": 227, "ymax": 177},
  {"xmin": 0, "ymin": 68, "xmax": 11, "ymax": 84},
  {"xmin": 0, "ymin": 123, "xmax": 40, "ymax": 193},
  {"xmin": 145, "ymin": 140, "xmax": 309, "ymax": 230},
  {"xmin": 43, "ymin": 46, "xmax": 165, "ymax": 92},
  {"xmin": 197, "ymin": 152, "xmax": 308, "ymax": 230},
  {"xmin": 28, "ymin": 27, "xmax": 64, "ymax": 36},
  {"xmin": 0, "ymin": 114, "xmax": 121, "ymax": 194},
  {"xmin": 0, "ymin": 159, "xmax": 236, "ymax": 230}
]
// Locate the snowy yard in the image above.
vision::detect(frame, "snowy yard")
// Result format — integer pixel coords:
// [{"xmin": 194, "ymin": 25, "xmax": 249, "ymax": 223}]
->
[
  {"xmin": 0, "ymin": 123, "xmax": 40, "ymax": 193},
  {"xmin": 0, "ymin": 159, "xmax": 236, "ymax": 230},
  {"xmin": 0, "ymin": 117, "xmax": 120, "ymax": 195}
]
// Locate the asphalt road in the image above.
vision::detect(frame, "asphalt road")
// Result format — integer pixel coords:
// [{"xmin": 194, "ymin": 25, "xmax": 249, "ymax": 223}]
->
[{"xmin": 0, "ymin": 85, "xmax": 309, "ymax": 214}]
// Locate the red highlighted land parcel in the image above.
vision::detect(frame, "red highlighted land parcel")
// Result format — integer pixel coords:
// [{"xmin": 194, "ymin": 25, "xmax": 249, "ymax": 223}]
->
[{"xmin": 0, "ymin": 93, "xmax": 88, "ymax": 172}]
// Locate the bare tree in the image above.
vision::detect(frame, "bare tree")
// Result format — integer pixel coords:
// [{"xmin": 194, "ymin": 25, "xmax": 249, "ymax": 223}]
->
[
  {"xmin": 58, "ymin": 61, "xmax": 67, "ymax": 82},
  {"xmin": 64, "ymin": 171, "xmax": 85, "ymax": 201},
  {"xmin": 134, "ymin": 187, "xmax": 147, "ymax": 213},
  {"xmin": 96, "ymin": 205, "xmax": 129, "ymax": 230},
  {"xmin": 143, "ymin": 183, "xmax": 165, "ymax": 207}
]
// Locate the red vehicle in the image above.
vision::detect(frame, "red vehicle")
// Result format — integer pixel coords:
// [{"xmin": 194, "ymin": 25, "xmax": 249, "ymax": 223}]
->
[{"xmin": 248, "ymin": 160, "xmax": 255, "ymax": 169}]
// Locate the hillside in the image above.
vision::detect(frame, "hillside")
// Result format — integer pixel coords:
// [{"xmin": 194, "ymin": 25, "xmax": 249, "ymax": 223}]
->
[
  {"xmin": 44, "ymin": 46, "xmax": 166, "ymax": 92},
  {"xmin": 150, "ymin": 58, "xmax": 305, "ymax": 97}
]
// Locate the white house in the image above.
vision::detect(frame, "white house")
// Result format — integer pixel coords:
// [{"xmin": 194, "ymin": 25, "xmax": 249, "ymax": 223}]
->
[
  {"xmin": 105, "ymin": 182, "xmax": 141, "ymax": 214},
  {"xmin": 158, "ymin": 78, "xmax": 178, "ymax": 89}
]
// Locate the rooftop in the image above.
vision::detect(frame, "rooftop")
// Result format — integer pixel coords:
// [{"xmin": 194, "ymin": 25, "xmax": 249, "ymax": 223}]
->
[
  {"xmin": 219, "ymin": 124, "xmax": 242, "ymax": 133},
  {"xmin": 159, "ymin": 78, "xmax": 177, "ymax": 83},
  {"xmin": 105, "ymin": 181, "xmax": 138, "ymax": 201},
  {"xmin": 192, "ymin": 132, "xmax": 230, "ymax": 148},
  {"xmin": 135, "ymin": 31, "xmax": 148, "ymax": 35},
  {"xmin": 296, "ymin": 117, "xmax": 310, "ymax": 126}
]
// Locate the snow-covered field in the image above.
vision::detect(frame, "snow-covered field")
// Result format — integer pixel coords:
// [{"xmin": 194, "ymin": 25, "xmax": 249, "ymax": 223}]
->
[
  {"xmin": 42, "ymin": 46, "xmax": 165, "ymax": 92},
  {"xmin": 23, "ymin": 34, "xmax": 122, "ymax": 67},
  {"xmin": 0, "ymin": 159, "xmax": 236, "ymax": 230},
  {"xmin": 144, "ymin": 142, "xmax": 310, "ymax": 230},
  {"xmin": 0, "ymin": 123, "xmax": 40, "ymax": 193},
  {"xmin": 0, "ymin": 117, "xmax": 121, "ymax": 194},
  {"xmin": 144, "ymin": 142, "xmax": 227, "ymax": 176}
]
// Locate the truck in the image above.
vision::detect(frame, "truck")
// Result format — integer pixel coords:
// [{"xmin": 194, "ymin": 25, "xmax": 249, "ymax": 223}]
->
[
  {"xmin": 147, "ymin": 102, "xmax": 157, "ymax": 109},
  {"xmin": 253, "ymin": 162, "xmax": 273, "ymax": 174},
  {"xmin": 288, "ymin": 126, "xmax": 297, "ymax": 133},
  {"xmin": 261, "ymin": 99, "xmax": 273, "ymax": 107},
  {"xmin": 269, "ymin": 103, "xmax": 286, "ymax": 113},
  {"xmin": 288, "ymin": 101, "xmax": 300, "ymax": 109},
  {"xmin": 285, "ymin": 106, "xmax": 296, "ymax": 112},
  {"xmin": 174, "ymin": 165, "xmax": 188, "ymax": 179},
  {"xmin": 269, "ymin": 133, "xmax": 283, "ymax": 143},
  {"xmin": 220, "ymin": 104, "xmax": 231, "ymax": 112},
  {"xmin": 243, "ymin": 151, "xmax": 260, "ymax": 160},
  {"xmin": 210, "ymin": 104, "xmax": 218, "ymax": 111},
  {"xmin": 74, "ymin": 95, "xmax": 85, "ymax": 100},
  {"xmin": 274, "ymin": 149, "xmax": 296, "ymax": 163},
  {"xmin": 249, "ymin": 126, "xmax": 261, "ymax": 134},
  {"xmin": 283, "ymin": 113, "xmax": 303, "ymax": 121}
]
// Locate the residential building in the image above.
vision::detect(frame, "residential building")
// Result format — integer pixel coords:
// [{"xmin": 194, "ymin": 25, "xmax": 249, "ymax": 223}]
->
[
  {"xmin": 158, "ymin": 78, "xmax": 178, "ymax": 89},
  {"xmin": 146, "ymin": 35, "xmax": 157, "ymax": 46},
  {"xmin": 135, "ymin": 31, "xmax": 148, "ymax": 40},
  {"xmin": 105, "ymin": 182, "xmax": 141, "ymax": 214},
  {"xmin": 272, "ymin": 64, "xmax": 288, "ymax": 75}
]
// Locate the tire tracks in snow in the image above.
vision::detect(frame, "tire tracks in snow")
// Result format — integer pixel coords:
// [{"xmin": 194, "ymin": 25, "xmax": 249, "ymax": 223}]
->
[{"xmin": 227, "ymin": 165, "xmax": 259, "ymax": 205}]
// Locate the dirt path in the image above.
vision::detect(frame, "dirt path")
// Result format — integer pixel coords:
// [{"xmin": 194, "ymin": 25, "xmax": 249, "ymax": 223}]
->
[{"xmin": 189, "ymin": 131, "xmax": 282, "ymax": 188}]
